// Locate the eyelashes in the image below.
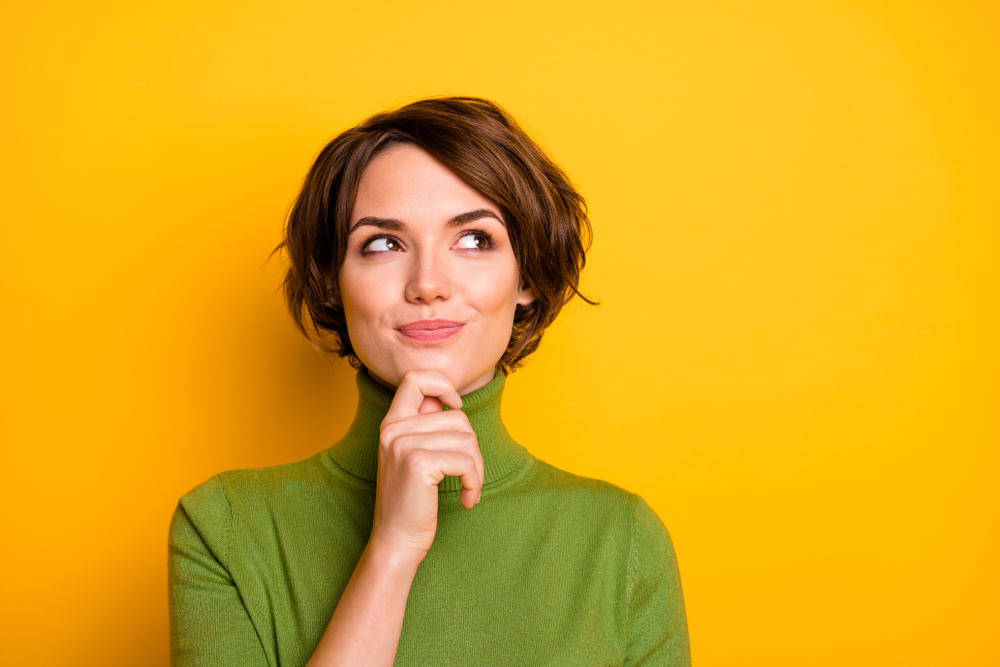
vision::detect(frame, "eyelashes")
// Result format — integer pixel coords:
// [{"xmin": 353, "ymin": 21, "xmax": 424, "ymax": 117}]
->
[
  {"xmin": 360, "ymin": 235, "xmax": 402, "ymax": 254},
  {"xmin": 359, "ymin": 229, "xmax": 496, "ymax": 255},
  {"xmin": 453, "ymin": 230, "xmax": 495, "ymax": 251}
]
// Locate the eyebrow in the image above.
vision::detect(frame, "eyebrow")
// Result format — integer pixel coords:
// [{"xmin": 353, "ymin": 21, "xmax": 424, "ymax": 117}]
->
[{"xmin": 348, "ymin": 208, "xmax": 503, "ymax": 235}]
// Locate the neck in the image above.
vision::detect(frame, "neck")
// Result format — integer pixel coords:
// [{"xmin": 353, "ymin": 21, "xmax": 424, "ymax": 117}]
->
[{"xmin": 329, "ymin": 368, "xmax": 529, "ymax": 492}]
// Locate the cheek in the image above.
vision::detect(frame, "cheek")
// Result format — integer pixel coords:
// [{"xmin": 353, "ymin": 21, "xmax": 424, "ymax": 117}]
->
[
  {"xmin": 338, "ymin": 267, "xmax": 384, "ymax": 336},
  {"xmin": 464, "ymin": 262, "xmax": 521, "ymax": 315}
]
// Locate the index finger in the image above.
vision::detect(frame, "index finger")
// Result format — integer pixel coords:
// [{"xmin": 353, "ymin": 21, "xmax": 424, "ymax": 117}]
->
[{"xmin": 383, "ymin": 370, "xmax": 463, "ymax": 424}]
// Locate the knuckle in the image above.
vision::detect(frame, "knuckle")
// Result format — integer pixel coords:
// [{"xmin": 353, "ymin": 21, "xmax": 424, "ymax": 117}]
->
[
  {"xmin": 404, "ymin": 448, "xmax": 431, "ymax": 470},
  {"xmin": 447, "ymin": 410, "xmax": 472, "ymax": 429},
  {"xmin": 394, "ymin": 433, "xmax": 417, "ymax": 450},
  {"xmin": 379, "ymin": 423, "xmax": 401, "ymax": 448},
  {"xmin": 402, "ymin": 368, "xmax": 431, "ymax": 386}
]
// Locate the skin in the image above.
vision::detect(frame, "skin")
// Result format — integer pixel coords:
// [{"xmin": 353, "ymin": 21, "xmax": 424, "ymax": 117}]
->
[{"xmin": 305, "ymin": 144, "xmax": 535, "ymax": 667}]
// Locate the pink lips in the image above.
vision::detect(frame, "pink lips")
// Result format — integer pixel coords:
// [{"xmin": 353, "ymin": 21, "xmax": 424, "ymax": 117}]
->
[{"xmin": 397, "ymin": 320, "xmax": 464, "ymax": 343}]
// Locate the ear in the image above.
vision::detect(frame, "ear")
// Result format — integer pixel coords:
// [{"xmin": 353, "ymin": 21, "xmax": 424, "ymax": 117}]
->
[{"xmin": 516, "ymin": 283, "xmax": 536, "ymax": 307}]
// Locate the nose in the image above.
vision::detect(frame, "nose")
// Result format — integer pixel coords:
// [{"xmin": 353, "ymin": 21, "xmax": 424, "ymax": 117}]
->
[{"xmin": 404, "ymin": 248, "xmax": 451, "ymax": 305}]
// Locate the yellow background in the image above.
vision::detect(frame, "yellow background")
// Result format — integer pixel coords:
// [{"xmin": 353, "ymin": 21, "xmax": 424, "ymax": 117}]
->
[{"xmin": 2, "ymin": 1, "xmax": 997, "ymax": 665}]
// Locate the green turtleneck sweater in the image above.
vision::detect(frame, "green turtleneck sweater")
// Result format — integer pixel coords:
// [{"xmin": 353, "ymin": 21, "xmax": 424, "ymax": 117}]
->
[{"xmin": 168, "ymin": 370, "xmax": 690, "ymax": 666}]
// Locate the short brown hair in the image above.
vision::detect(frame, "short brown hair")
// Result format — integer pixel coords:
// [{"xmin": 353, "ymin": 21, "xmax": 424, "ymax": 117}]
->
[{"xmin": 278, "ymin": 96, "xmax": 594, "ymax": 373}]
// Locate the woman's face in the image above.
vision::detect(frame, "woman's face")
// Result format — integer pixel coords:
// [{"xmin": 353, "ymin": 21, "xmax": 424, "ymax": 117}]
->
[{"xmin": 338, "ymin": 144, "xmax": 535, "ymax": 394}]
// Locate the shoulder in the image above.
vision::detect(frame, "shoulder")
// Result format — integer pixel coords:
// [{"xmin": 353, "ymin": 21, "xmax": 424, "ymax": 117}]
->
[
  {"xmin": 515, "ymin": 456, "xmax": 673, "ymax": 548},
  {"xmin": 523, "ymin": 455, "xmax": 647, "ymax": 512},
  {"xmin": 170, "ymin": 451, "xmax": 348, "ymax": 560},
  {"xmin": 625, "ymin": 496, "xmax": 679, "ymax": 589},
  {"xmin": 173, "ymin": 451, "xmax": 339, "ymax": 533}
]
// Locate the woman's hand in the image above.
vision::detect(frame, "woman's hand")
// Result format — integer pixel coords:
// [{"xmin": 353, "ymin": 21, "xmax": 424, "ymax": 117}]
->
[
  {"xmin": 305, "ymin": 370, "xmax": 484, "ymax": 667},
  {"xmin": 369, "ymin": 369, "xmax": 484, "ymax": 561}
]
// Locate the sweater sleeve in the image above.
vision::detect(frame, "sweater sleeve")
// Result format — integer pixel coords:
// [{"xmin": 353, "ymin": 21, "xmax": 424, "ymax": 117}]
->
[
  {"xmin": 168, "ymin": 475, "xmax": 270, "ymax": 667},
  {"xmin": 624, "ymin": 498, "xmax": 692, "ymax": 667}
]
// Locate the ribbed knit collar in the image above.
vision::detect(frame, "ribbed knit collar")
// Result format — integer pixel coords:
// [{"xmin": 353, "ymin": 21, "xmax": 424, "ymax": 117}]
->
[{"xmin": 328, "ymin": 368, "xmax": 529, "ymax": 493}]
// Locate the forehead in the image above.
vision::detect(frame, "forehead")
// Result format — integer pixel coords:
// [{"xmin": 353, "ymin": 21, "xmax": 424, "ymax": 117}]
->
[{"xmin": 351, "ymin": 144, "xmax": 501, "ymax": 224}]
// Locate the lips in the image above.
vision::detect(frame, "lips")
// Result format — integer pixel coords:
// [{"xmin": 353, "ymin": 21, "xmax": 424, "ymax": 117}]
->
[{"xmin": 397, "ymin": 320, "xmax": 464, "ymax": 343}]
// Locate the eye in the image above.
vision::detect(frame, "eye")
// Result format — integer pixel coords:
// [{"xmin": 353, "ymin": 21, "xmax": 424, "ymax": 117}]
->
[
  {"xmin": 363, "ymin": 236, "xmax": 402, "ymax": 253},
  {"xmin": 454, "ymin": 231, "xmax": 493, "ymax": 250}
]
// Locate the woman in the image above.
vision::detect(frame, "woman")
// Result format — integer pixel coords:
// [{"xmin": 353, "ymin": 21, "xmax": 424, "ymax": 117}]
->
[{"xmin": 169, "ymin": 96, "xmax": 690, "ymax": 666}]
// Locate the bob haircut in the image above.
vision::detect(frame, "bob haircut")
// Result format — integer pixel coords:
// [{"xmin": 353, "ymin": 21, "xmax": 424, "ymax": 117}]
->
[{"xmin": 279, "ymin": 96, "xmax": 594, "ymax": 374}]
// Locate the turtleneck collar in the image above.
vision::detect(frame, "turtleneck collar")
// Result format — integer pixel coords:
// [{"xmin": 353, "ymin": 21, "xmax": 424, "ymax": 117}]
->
[{"xmin": 328, "ymin": 368, "xmax": 530, "ymax": 493}]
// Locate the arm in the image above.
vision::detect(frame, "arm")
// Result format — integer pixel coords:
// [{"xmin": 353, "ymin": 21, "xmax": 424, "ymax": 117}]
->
[
  {"xmin": 302, "ymin": 536, "xmax": 420, "ymax": 666},
  {"xmin": 305, "ymin": 370, "xmax": 484, "ymax": 667},
  {"xmin": 624, "ymin": 499, "xmax": 692, "ymax": 667},
  {"xmin": 168, "ymin": 479, "xmax": 269, "ymax": 667}
]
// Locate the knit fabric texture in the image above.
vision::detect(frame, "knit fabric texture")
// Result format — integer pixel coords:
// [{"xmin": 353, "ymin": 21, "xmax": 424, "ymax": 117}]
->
[{"xmin": 168, "ymin": 369, "xmax": 691, "ymax": 666}]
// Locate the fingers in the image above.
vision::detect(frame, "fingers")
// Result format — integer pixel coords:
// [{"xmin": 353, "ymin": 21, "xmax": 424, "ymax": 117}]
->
[
  {"xmin": 383, "ymin": 370, "xmax": 462, "ymax": 424},
  {"xmin": 419, "ymin": 396, "xmax": 443, "ymax": 414},
  {"xmin": 382, "ymin": 430, "xmax": 484, "ymax": 506},
  {"xmin": 380, "ymin": 410, "xmax": 474, "ymax": 441},
  {"xmin": 377, "ymin": 369, "xmax": 484, "ymax": 517},
  {"xmin": 405, "ymin": 448, "xmax": 482, "ymax": 510},
  {"xmin": 380, "ymin": 403, "xmax": 480, "ymax": 487}
]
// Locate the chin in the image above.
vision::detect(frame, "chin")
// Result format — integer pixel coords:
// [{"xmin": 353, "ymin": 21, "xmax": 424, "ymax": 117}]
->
[
  {"xmin": 371, "ymin": 350, "xmax": 496, "ymax": 395},
  {"xmin": 410, "ymin": 359, "xmax": 480, "ymax": 393}
]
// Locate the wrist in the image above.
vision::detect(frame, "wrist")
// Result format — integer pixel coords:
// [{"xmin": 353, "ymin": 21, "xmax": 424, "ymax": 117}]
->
[{"xmin": 364, "ymin": 533, "xmax": 427, "ymax": 574}]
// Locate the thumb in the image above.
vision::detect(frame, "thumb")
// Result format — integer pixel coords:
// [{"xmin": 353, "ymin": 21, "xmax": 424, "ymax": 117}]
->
[{"xmin": 418, "ymin": 396, "xmax": 444, "ymax": 414}]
